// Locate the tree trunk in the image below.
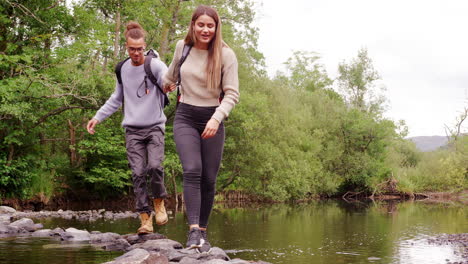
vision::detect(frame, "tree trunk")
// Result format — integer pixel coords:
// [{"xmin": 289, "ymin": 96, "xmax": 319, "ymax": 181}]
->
[
  {"xmin": 159, "ymin": 25, "xmax": 169, "ymax": 61},
  {"xmin": 102, "ymin": 55, "xmax": 108, "ymax": 73},
  {"xmin": 113, "ymin": 8, "xmax": 121, "ymax": 61},
  {"xmin": 68, "ymin": 119, "xmax": 76, "ymax": 167},
  {"xmin": 159, "ymin": 0, "xmax": 183, "ymax": 61},
  {"xmin": 44, "ymin": 36, "xmax": 51, "ymax": 61},
  {"xmin": 6, "ymin": 144, "xmax": 14, "ymax": 166}
]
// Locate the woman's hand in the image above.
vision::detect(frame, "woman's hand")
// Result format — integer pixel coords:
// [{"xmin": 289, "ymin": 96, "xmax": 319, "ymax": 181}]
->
[
  {"xmin": 164, "ymin": 83, "xmax": 176, "ymax": 93},
  {"xmin": 201, "ymin": 118, "xmax": 220, "ymax": 139}
]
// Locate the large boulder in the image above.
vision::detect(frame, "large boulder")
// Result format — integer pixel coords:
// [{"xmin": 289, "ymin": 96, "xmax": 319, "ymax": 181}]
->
[
  {"xmin": 0, "ymin": 224, "xmax": 9, "ymax": 234},
  {"xmin": 90, "ymin": 232, "xmax": 121, "ymax": 243},
  {"xmin": 9, "ymin": 218, "xmax": 37, "ymax": 232},
  {"xmin": 129, "ymin": 238, "xmax": 183, "ymax": 251},
  {"xmin": 177, "ymin": 247, "xmax": 230, "ymax": 264},
  {"xmin": 31, "ymin": 229, "xmax": 53, "ymax": 237},
  {"xmin": 61, "ymin": 227, "xmax": 91, "ymax": 241},
  {"xmin": 104, "ymin": 248, "xmax": 168, "ymax": 264},
  {"xmin": 178, "ymin": 257, "xmax": 230, "ymax": 264},
  {"xmin": 0, "ymin": 206, "xmax": 16, "ymax": 214},
  {"xmin": 102, "ymin": 238, "xmax": 131, "ymax": 251},
  {"xmin": 123, "ymin": 233, "xmax": 166, "ymax": 245},
  {"xmin": 0, "ymin": 214, "xmax": 11, "ymax": 225},
  {"xmin": 50, "ymin": 227, "xmax": 65, "ymax": 237},
  {"xmin": 228, "ymin": 259, "xmax": 251, "ymax": 264}
]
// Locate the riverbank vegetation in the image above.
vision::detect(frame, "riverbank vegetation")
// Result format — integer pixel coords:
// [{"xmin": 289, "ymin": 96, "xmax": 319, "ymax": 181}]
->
[{"xmin": 1, "ymin": 0, "xmax": 467, "ymax": 203}]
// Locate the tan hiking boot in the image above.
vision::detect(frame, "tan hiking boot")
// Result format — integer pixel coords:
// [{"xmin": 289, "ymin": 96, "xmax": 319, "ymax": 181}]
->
[
  {"xmin": 137, "ymin": 212, "xmax": 154, "ymax": 234},
  {"xmin": 153, "ymin": 198, "xmax": 168, "ymax": 225}
]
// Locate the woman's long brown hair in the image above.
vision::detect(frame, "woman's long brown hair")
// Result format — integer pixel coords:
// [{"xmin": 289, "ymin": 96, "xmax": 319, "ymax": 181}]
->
[{"xmin": 184, "ymin": 5, "xmax": 225, "ymax": 90}]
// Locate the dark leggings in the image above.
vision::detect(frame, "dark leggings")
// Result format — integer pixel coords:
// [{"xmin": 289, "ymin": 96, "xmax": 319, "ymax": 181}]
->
[{"xmin": 174, "ymin": 103, "xmax": 225, "ymax": 228}]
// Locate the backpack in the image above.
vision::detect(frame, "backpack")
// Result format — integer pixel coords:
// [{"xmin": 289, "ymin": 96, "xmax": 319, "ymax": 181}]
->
[
  {"xmin": 115, "ymin": 49, "xmax": 169, "ymax": 108},
  {"xmin": 176, "ymin": 44, "xmax": 224, "ymax": 106}
]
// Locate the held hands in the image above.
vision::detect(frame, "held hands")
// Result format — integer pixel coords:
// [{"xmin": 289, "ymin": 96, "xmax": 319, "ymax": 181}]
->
[
  {"xmin": 201, "ymin": 118, "xmax": 220, "ymax": 139},
  {"xmin": 164, "ymin": 83, "xmax": 176, "ymax": 93},
  {"xmin": 86, "ymin": 118, "xmax": 99, "ymax": 134}
]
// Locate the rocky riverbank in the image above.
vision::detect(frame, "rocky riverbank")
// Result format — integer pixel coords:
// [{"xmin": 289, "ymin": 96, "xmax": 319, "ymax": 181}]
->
[
  {"xmin": 427, "ymin": 233, "xmax": 468, "ymax": 264},
  {"xmin": 0, "ymin": 206, "xmax": 270, "ymax": 264}
]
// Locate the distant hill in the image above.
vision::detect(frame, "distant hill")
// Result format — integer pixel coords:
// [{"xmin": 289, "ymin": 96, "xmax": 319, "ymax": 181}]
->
[{"xmin": 408, "ymin": 136, "xmax": 448, "ymax": 152}]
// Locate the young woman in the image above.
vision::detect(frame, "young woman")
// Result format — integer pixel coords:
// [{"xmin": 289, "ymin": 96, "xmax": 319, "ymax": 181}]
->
[{"xmin": 163, "ymin": 5, "xmax": 239, "ymax": 253}]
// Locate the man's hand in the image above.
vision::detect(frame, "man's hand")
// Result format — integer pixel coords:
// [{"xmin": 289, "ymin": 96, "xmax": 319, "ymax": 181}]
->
[
  {"xmin": 86, "ymin": 118, "xmax": 99, "ymax": 134},
  {"xmin": 201, "ymin": 119, "xmax": 220, "ymax": 139},
  {"xmin": 164, "ymin": 83, "xmax": 176, "ymax": 93}
]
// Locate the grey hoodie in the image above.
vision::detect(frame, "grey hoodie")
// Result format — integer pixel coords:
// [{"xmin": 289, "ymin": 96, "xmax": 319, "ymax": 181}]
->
[{"xmin": 94, "ymin": 58, "xmax": 168, "ymax": 131}]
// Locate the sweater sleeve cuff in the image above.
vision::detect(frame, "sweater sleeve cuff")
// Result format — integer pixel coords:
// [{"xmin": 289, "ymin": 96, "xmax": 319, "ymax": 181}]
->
[
  {"xmin": 93, "ymin": 114, "xmax": 105, "ymax": 123},
  {"xmin": 211, "ymin": 111, "xmax": 225, "ymax": 123}
]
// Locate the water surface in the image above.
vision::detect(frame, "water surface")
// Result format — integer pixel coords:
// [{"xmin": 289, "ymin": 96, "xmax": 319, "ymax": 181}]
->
[{"xmin": 0, "ymin": 200, "xmax": 466, "ymax": 264}]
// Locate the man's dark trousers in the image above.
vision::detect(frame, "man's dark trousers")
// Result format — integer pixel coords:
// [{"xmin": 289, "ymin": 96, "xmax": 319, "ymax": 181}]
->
[{"xmin": 125, "ymin": 124, "xmax": 167, "ymax": 213}]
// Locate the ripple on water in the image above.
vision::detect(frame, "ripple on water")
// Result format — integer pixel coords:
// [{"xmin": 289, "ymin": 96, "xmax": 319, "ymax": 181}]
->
[{"xmin": 395, "ymin": 236, "xmax": 466, "ymax": 264}]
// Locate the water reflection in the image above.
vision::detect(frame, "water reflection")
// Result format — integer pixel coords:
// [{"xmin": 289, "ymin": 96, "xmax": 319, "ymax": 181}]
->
[
  {"xmin": 396, "ymin": 236, "xmax": 462, "ymax": 264},
  {"xmin": 0, "ymin": 200, "xmax": 466, "ymax": 264}
]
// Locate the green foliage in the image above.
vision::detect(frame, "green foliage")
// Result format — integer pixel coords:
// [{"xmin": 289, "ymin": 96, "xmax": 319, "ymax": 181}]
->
[
  {"xmin": 393, "ymin": 136, "xmax": 468, "ymax": 193},
  {"xmin": 77, "ymin": 121, "xmax": 131, "ymax": 196},
  {"xmin": 337, "ymin": 48, "xmax": 384, "ymax": 113},
  {"xmin": 0, "ymin": 154, "xmax": 33, "ymax": 198},
  {"xmin": 1, "ymin": 0, "xmax": 465, "ymax": 202}
]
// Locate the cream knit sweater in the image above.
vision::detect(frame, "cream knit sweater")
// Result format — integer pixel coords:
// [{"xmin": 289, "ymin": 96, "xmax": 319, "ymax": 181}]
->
[{"xmin": 163, "ymin": 40, "xmax": 239, "ymax": 122}]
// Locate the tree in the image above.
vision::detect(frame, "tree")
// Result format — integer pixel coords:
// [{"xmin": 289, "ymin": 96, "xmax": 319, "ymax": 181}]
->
[
  {"xmin": 281, "ymin": 50, "xmax": 332, "ymax": 92},
  {"xmin": 337, "ymin": 48, "xmax": 383, "ymax": 113}
]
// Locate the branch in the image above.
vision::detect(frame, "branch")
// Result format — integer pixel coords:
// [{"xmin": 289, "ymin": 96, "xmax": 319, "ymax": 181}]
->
[
  {"xmin": 44, "ymin": 1, "xmax": 62, "ymax": 10},
  {"xmin": 24, "ymin": 93, "xmax": 98, "ymax": 104},
  {"xmin": 6, "ymin": 0, "xmax": 46, "ymax": 24},
  {"xmin": 455, "ymin": 107, "xmax": 468, "ymax": 138},
  {"xmin": 33, "ymin": 106, "xmax": 95, "ymax": 128}
]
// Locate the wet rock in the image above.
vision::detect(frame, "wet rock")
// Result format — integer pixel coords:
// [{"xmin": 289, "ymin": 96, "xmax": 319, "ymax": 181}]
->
[
  {"xmin": 209, "ymin": 247, "xmax": 230, "ymax": 261},
  {"xmin": 204, "ymin": 260, "xmax": 230, "ymax": 264},
  {"xmin": 91, "ymin": 232, "xmax": 121, "ymax": 243},
  {"xmin": 129, "ymin": 238, "xmax": 183, "ymax": 257},
  {"xmin": 32, "ymin": 229, "xmax": 53, "ymax": 237},
  {"xmin": 177, "ymin": 247, "xmax": 230, "ymax": 264},
  {"xmin": 0, "ymin": 224, "xmax": 10, "ymax": 234},
  {"xmin": 178, "ymin": 258, "xmax": 204, "ymax": 264},
  {"xmin": 113, "ymin": 211, "xmax": 138, "ymax": 220},
  {"xmin": 229, "ymin": 259, "xmax": 251, "ymax": 264},
  {"xmin": 9, "ymin": 218, "xmax": 37, "ymax": 232},
  {"xmin": 123, "ymin": 233, "xmax": 167, "ymax": 245},
  {"xmin": 179, "ymin": 257, "xmax": 230, "ymax": 264},
  {"xmin": 167, "ymin": 249, "xmax": 193, "ymax": 262},
  {"xmin": 129, "ymin": 238, "xmax": 183, "ymax": 251},
  {"xmin": 103, "ymin": 212, "xmax": 114, "ymax": 220},
  {"xmin": 0, "ymin": 206, "xmax": 16, "ymax": 214},
  {"xmin": 0, "ymin": 214, "xmax": 11, "ymax": 224},
  {"xmin": 5, "ymin": 225, "xmax": 20, "ymax": 234},
  {"xmin": 427, "ymin": 233, "xmax": 468, "ymax": 262},
  {"xmin": 51, "ymin": 227, "xmax": 65, "ymax": 237},
  {"xmin": 61, "ymin": 211, "xmax": 74, "ymax": 220},
  {"xmin": 103, "ymin": 248, "xmax": 167, "ymax": 264},
  {"xmin": 102, "ymin": 238, "xmax": 131, "ymax": 251},
  {"xmin": 61, "ymin": 227, "xmax": 90, "ymax": 241}
]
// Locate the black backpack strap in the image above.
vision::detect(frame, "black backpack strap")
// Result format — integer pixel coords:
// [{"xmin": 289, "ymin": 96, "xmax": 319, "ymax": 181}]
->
[
  {"xmin": 143, "ymin": 50, "xmax": 169, "ymax": 107},
  {"xmin": 176, "ymin": 44, "xmax": 193, "ymax": 105},
  {"xmin": 115, "ymin": 58, "xmax": 131, "ymax": 85},
  {"xmin": 115, "ymin": 58, "xmax": 130, "ymax": 112}
]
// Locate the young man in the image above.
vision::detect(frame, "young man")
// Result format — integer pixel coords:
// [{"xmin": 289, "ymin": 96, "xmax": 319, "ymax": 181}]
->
[{"xmin": 87, "ymin": 21, "xmax": 169, "ymax": 234}]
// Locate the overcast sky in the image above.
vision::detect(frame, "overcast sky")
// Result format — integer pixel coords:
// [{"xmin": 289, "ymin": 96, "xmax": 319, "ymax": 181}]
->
[{"xmin": 253, "ymin": 0, "xmax": 468, "ymax": 137}]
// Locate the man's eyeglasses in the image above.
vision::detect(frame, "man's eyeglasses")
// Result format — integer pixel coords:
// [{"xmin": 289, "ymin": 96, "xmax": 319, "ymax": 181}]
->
[{"xmin": 128, "ymin": 47, "xmax": 145, "ymax": 53}]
